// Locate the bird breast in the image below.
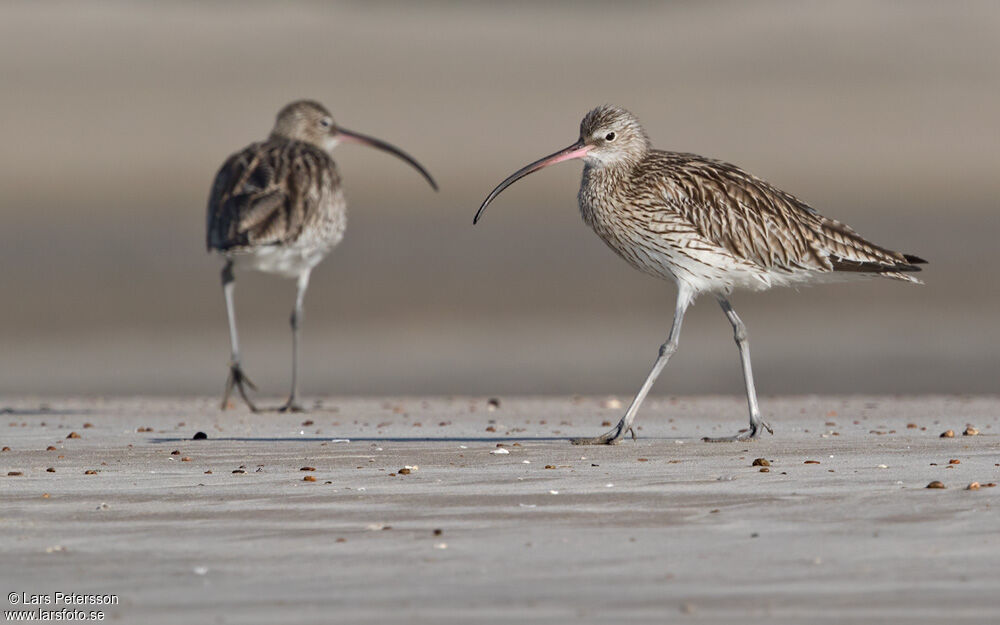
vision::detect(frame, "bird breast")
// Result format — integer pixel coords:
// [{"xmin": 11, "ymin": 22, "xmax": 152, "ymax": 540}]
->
[{"xmin": 577, "ymin": 165, "xmax": 767, "ymax": 294}]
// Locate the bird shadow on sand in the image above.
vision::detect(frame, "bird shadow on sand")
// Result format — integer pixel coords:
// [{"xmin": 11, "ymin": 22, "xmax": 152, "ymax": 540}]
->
[
  {"xmin": 0, "ymin": 407, "xmax": 93, "ymax": 417},
  {"xmin": 149, "ymin": 435, "xmax": 691, "ymax": 444}
]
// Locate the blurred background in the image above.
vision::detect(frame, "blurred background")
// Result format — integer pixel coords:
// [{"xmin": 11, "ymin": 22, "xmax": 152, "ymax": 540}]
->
[{"xmin": 1, "ymin": 1, "xmax": 997, "ymax": 398}]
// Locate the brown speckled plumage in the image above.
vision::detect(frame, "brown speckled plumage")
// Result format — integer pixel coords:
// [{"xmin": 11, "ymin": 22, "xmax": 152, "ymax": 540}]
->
[
  {"xmin": 476, "ymin": 104, "xmax": 926, "ymax": 445},
  {"xmin": 207, "ymin": 137, "xmax": 345, "ymax": 257},
  {"xmin": 573, "ymin": 106, "xmax": 925, "ymax": 293}
]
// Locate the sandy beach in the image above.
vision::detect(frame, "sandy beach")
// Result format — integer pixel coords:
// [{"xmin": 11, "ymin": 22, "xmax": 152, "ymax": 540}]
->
[
  {"xmin": 1, "ymin": 3, "xmax": 997, "ymax": 623},
  {"xmin": 1, "ymin": 395, "xmax": 998, "ymax": 624}
]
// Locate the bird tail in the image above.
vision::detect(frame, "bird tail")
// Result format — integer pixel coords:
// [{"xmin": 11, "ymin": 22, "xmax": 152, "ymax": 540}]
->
[{"xmin": 829, "ymin": 253, "xmax": 927, "ymax": 284}]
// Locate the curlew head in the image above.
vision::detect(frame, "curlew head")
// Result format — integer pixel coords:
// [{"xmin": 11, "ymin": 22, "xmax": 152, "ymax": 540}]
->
[
  {"xmin": 270, "ymin": 100, "xmax": 437, "ymax": 191},
  {"xmin": 578, "ymin": 105, "xmax": 651, "ymax": 167},
  {"xmin": 474, "ymin": 105, "xmax": 650, "ymax": 223}
]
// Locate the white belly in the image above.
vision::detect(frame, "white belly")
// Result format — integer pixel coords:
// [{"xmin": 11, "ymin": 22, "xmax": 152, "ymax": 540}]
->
[{"xmin": 227, "ymin": 239, "xmax": 338, "ymax": 278}]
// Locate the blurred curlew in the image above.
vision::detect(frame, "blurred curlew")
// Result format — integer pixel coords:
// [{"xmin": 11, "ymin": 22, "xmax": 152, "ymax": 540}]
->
[
  {"xmin": 475, "ymin": 105, "xmax": 925, "ymax": 443},
  {"xmin": 207, "ymin": 100, "xmax": 437, "ymax": 411}
]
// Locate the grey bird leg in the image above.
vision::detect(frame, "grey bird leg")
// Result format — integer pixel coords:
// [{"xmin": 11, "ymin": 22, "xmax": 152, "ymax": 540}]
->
[
  {"xmin": 278, "ymin": 271, "xmax": 310, "ymax": 413},
  {"xmin": 702, "ymin": 297, "xmax": 773, "ymax": 442},
  {"xmin": 572, "ymin": 287, "xmax": 692, "ymax": 445},
  {"xmin": 221, "ymin": 261, "xmax": 258, "ymax": 411}
]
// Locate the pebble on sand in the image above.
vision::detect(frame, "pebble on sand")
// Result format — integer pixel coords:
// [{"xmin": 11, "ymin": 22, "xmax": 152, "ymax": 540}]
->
[
  {"xmin": 66, "ymin": 432, "xmax": 81, "ymax": 439},
  {"xmin": 967, "ymin": 482, "xmax": 981, "ymax": 490},
  {"xmin": 926, "ymin": 481, "xmax": 946, "ymax": 489},
  {"xmin": 963, "ymin": 426, "xmax": 979, "ymax": 436},
  {"xmin": 751, "ymin": 458, "xmax": 770, "ymax": 467},
  {"xmin": 940, "ymin": 430, "xmax": 954, "ymax": 438}
]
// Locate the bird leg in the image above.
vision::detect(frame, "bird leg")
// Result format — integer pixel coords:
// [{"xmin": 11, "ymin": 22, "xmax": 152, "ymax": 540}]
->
[
  {"xmin": 220, "ymin": 262, "xmax": 259, "ymax": 412},
  {"xmin": 702, "ymin": 297, "xmax": 773, "ymax": 442},
  {"xmin": 277, "ymin": 271, "xmax": 310, "ymax": 413},
  {"xmin": 572, "ymin": 287, "xmax": 691, "ymax": 445}
]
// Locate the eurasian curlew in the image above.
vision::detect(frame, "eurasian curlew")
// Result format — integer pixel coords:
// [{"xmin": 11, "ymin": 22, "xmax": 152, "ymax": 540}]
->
[
  {"xmin": 475, "ymin": 105, "xmax": 925, "ymax": 443},
  {"xmin": 207, "ymin": 100, "xmax": 437, "ymax": 411}
]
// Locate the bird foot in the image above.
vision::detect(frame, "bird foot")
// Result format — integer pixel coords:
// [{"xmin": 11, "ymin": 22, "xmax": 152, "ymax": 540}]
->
[
  {"xmin": 277, "ymin": 400, "xmax": 306, "ymax": 414},
  {"xmin": 221, "ymin": 363, "xmax": 258, "ymax": 412},
  {"xmin": 702, "ymin": 419, "xmax": 773, "ymax": 443},
  {"xmin": 571, "ymin": 424, "xmax": 636, "ymax": 445}
]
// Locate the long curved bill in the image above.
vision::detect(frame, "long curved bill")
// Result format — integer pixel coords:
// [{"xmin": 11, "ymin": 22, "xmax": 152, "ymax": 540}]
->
[
  {"xmin": 338, "ymin": 128, "xmax": 438, "ymax": 191},
  {"xmin": 474, "ymin": 139, "xmax": 591, "ymax": 224}
]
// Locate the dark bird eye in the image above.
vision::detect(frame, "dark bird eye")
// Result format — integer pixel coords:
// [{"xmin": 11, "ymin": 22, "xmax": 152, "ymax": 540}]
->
[
  {"xmin": 320, "ymin": 118, "xmax": 332, "ymax": 128},
  {"xmin": 605, "ymin": 132, "xmax": 616, "ymax": 141}
]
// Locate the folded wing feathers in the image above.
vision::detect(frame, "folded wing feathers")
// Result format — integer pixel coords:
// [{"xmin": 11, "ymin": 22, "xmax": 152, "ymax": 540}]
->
[
  {"xmin": 207, "ymin": 141, "xmax": 336, "ymax": 252},
  {"xmin": 650, "ymin": 153, "xmax": 925, "ymax": 280}
]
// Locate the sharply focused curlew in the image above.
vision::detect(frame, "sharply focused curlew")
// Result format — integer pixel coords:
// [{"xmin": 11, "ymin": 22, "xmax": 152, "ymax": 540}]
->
[
  {"xmin": 207, "ymin": 100, "xmax": 437, "ymax": 412},
  {"xmin": 475, "ymin": 105, "xmax": 925, "ymax": 443}
]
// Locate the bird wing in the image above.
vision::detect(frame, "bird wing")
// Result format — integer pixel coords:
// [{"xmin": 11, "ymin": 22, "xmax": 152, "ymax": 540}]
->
[
  {"xmin": 642, "ymin": 152, "xmax": 924, "ymax": 276},
  {"xmin": 206, "ymin": 140, "xmax": 339, "ymax": 252}
]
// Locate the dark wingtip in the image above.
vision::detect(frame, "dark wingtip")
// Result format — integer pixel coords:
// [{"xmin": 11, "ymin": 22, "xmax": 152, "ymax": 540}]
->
[
  {"xmin": 904, "ymin": 254, "xmax": 928, "ymax": 265},
  {"xmin": 831, "ymin": 257, "xmax": 925, "ymax": 274}
]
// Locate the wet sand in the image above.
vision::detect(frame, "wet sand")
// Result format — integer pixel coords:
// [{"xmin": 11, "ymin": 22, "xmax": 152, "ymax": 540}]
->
[{"xmin": 1, "ymin": 395, "xmax": 998, "ymax": 624}]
